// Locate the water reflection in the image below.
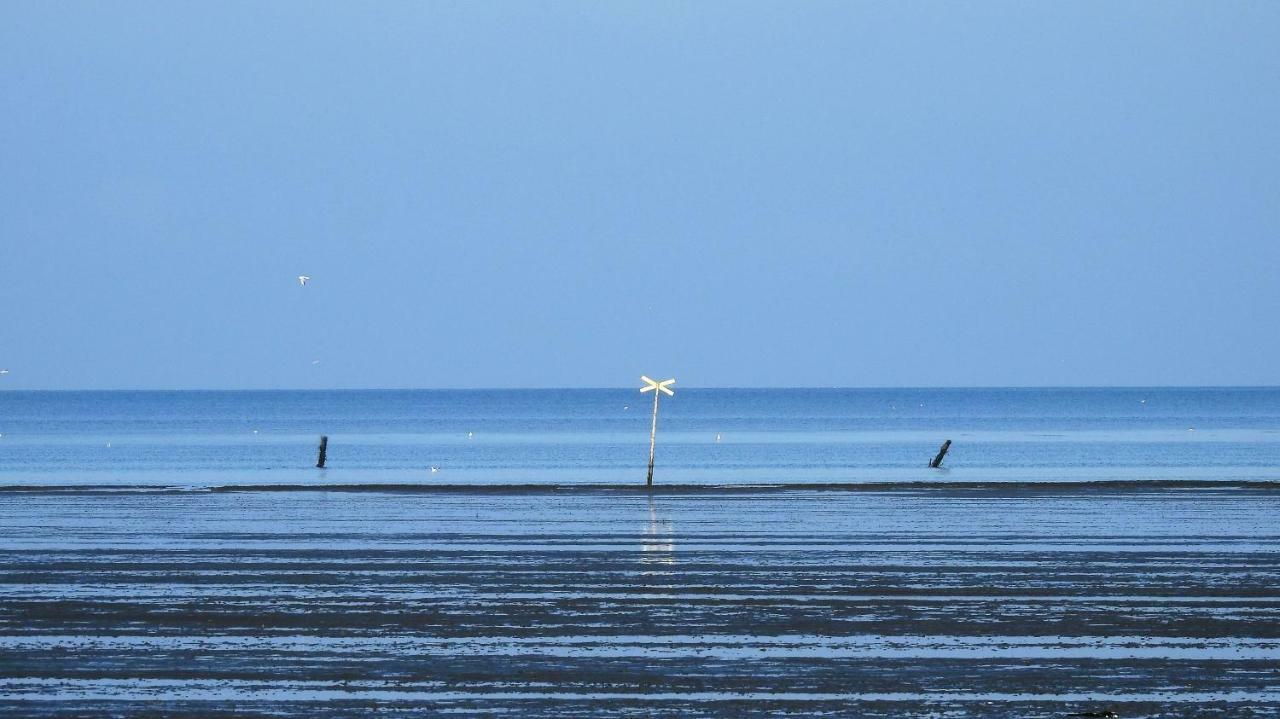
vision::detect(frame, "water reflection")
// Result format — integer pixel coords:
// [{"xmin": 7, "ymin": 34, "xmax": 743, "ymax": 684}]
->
[{"xmin": 641, "ymin": 497, "xmax": 675, "ymax": 565}]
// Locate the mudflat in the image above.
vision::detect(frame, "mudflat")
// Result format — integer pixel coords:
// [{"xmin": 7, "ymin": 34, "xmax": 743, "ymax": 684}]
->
[{"xmin": 1, "ymin": 484, "xmax": 1278, "ymax": 717}]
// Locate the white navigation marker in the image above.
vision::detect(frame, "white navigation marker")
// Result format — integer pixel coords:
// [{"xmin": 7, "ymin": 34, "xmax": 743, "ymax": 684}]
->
[{"xmin": 640, "ymin": 376, "xmax": 676, "ymax": 487}]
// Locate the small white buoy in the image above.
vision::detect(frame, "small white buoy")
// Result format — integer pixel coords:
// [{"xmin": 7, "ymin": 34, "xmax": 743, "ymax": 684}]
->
[{"xmin": 715, "ymin": 433, "xmax": 721, "ymax": 443}]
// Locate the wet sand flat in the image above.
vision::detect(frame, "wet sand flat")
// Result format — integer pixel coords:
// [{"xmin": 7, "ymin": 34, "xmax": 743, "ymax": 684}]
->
[{"xmin": 1, "ymin": 485, "xmax": 1278, "ymax": 717}]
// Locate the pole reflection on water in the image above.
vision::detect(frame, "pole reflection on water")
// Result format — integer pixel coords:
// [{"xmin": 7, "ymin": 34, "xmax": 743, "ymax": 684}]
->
[{"xmin": 641, "ymin": 497, "xmax": 676, "ymax": 567}]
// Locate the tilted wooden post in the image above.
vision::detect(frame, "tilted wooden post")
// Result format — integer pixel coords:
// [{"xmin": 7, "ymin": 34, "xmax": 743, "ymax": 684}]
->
[
  {"xmin": 929, "ymin": 439, "xmax": 951, "ymax": 468},
  {"xmin": 316, "ymin": 435, "xmax": 328, "ymax": 468}
]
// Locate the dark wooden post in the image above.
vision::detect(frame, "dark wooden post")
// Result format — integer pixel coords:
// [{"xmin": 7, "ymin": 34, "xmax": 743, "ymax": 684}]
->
[
  {"xmin": 316, "ymin": 435, "xmax": 328, "ymax": 468},
  {"xmin": 929, "ymin": 439, "xmax": 951, "ymax": 468}
]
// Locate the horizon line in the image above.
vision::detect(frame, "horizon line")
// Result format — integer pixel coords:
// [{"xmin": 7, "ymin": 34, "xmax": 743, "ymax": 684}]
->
[{"xmin": 2, "ymin": 384, "xmax": 1278, "ymax": 392}]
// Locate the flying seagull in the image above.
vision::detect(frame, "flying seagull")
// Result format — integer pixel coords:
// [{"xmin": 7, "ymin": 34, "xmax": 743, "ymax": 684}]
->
[
  {"xmin": 0, "ymin": 369, "xmax": 9, "ymax": 375},
  {"xmin": 298, "ymin": 275, "xmax": 310, "ymax": 286}
]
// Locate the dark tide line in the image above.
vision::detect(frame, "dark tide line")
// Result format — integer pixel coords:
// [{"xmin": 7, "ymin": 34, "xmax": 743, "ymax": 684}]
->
[{"xmin": 2, "ymin": 480, "xmax": 1280, "ymax": 495}]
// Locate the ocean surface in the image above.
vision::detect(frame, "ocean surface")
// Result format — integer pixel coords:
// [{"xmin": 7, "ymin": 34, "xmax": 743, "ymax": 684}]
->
[
  {"xmin": 1, "ymin": 387, "xmax": 1278, "ymax": 486},
  {"xmin": 2, "ymin": 388, "xmax": 1278, "ymax": 717}
]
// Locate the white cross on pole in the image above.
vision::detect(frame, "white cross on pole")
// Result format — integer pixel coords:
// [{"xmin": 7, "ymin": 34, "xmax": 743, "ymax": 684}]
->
[{"xmin": 640, "ymin": 376, "xmax": 675, "ymax": 487}]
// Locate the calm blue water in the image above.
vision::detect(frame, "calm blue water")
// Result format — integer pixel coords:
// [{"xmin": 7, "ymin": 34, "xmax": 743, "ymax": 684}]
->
[{"xmin": 0, "ymin": 388, "xmax": 1277, "ymax": 487}]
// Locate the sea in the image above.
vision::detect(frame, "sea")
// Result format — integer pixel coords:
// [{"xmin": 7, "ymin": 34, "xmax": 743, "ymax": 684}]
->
[
  {"xmin": 1, "ymin": 387, "xmax": 1278, "ymax": 487},
  {"xmin": 1, "ymin": 388, "xmax": 1278, "ymax": 717}
]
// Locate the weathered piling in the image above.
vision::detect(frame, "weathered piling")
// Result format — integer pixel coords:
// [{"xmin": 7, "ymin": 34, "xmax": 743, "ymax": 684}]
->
[
  {"xmin": 316, "ymin": 435, "xmax": 328, "ymax": 468},
  {"xmin": 929, "ymin": 439, "xmax": 951, "ymax": 468}
]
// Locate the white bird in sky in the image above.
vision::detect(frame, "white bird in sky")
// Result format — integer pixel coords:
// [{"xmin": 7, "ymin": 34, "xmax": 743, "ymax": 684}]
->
[
  {"xmin": 298, "ymin": 275, "xmax": 310, "ymax": 286},
  {"xmin": 0, "ymin": 369, "xmax": 8, "ymax": 375}
]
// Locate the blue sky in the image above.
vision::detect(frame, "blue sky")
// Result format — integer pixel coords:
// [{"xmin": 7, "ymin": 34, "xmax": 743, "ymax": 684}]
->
[{"xmin": 1, "ymin": 2, "xmax": 1277, "ymax": 389}]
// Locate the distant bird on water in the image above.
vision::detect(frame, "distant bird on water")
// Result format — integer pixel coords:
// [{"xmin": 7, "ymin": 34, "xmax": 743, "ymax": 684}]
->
[
  {"xmin": 0, "ymin": 369, "xmax": 8, "ymax": 375},
  {"xmin": 298, "ymin": 275, "xmax": 311, "ymax": 286}
]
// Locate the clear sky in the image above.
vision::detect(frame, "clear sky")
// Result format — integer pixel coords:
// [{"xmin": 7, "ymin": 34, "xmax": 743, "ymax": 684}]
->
[{"xmin": 1, "ymin": 2, "xmax": 1277, "ymax": 389}]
